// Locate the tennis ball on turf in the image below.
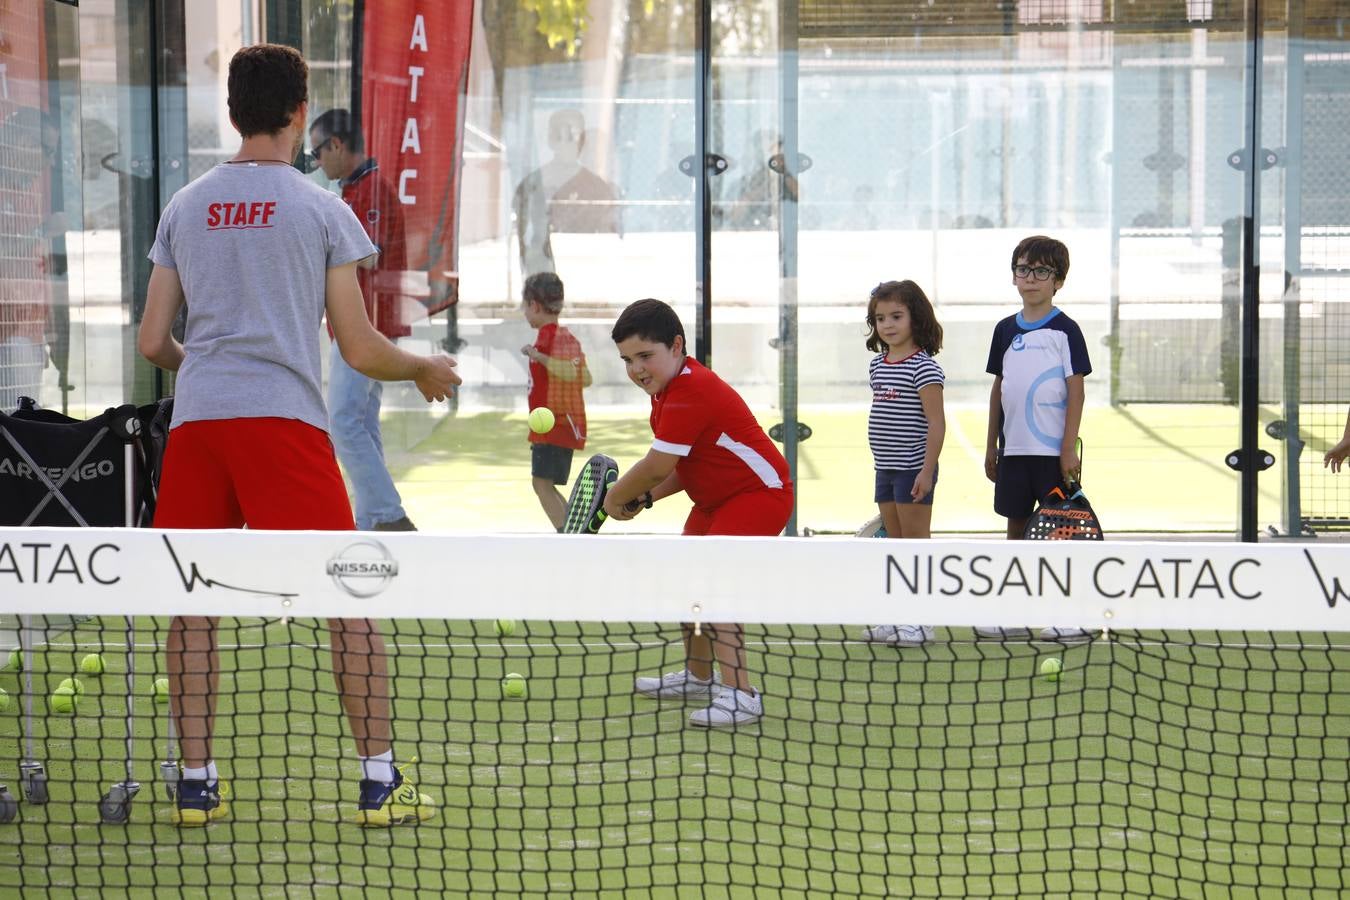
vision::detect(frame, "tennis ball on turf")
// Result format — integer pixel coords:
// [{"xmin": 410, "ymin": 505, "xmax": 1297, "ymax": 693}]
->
[
  {"xmin": 50, "ymin": 686, "xmax": 78, "ymax": 714},
  {"xmin": 0, "ymin": 688, "xmax": 9, "ymax": 712},
  {"xmin": 152, "ymin": 677, "xmax": 170, "ymax": 704},
  {"xmin": 80, "ymin": 653, "xmax": 106, "ymax": 675},
  {"xmin": 494, "ymin": 619, "xmax": 517, "ymax": 637},
  {"xmin": 2, "ymin": 649, "xmax": 21, "ymax": 673},
  {"xmin": 1040, "ymin": 657, "xmax": 1063, "ymax": 682},
  {"xmin": 58, "ymin": 677, "xmax": 85, "ymax": 696},
  {"xmin": 527, "ymin": 407, "xmax": 555, "ymax": 434},
  {"xmin": 502, "ymin": 672, "xmax": 527, "ymax": 699}
]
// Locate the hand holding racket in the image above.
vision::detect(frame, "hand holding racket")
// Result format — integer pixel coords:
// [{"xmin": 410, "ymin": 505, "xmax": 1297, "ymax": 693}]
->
[
  {"xmin": 1060, "ymin": 436, "xmax": 1082, "ymax": 484},
  {"xmin": 1023, "ymin": 479, "xmax": 1103, "ymax": 541}
]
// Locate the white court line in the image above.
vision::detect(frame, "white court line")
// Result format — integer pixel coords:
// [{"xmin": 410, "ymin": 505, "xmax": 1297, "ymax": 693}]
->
[{"xmin": 947, "ymin": 410, "xmax": 986, "ymax": 467}]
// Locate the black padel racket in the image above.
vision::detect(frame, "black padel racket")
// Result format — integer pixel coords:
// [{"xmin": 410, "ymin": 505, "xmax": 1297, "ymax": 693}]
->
[
  {"xmin": 561, "ymin": 454, "xmax": 620, "ymax": 534},
  {"xmin": 1023, "ymin": 480, "xmax": 1103, "ymax": 541}
]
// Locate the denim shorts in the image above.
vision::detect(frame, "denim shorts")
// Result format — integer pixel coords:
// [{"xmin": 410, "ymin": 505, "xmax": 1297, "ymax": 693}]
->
[{"xmin": 874, "ymin": 467, "xmax": 936, "ymax": 506}]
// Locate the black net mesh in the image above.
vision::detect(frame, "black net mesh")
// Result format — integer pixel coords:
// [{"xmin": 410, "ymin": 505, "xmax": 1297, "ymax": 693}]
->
[{"xmin": 1, "ymin": 616, "xmax": 1347, "ymax": 896}]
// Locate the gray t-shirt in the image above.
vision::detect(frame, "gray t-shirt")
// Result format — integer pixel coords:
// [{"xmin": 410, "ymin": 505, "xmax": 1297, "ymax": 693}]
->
[{"xmin": 148, "ymin": 163, "xmax": 376, "ymax": 432}]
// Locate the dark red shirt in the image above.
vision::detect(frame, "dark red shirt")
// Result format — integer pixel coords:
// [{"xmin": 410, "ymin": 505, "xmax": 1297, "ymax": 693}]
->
[
  {"xmin": 527, "ymin": 322, "xmax": 587, "ymax": 450},
  {"xmin": 341, "ymin": 159, "xmax": 409, "ymax": 339}
]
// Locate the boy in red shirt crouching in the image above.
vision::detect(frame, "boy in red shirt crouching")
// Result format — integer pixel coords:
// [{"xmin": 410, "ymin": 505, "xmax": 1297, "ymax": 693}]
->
[{"xmin": 603, "ymin": 298, "xmax": 793, "ymax": 728}]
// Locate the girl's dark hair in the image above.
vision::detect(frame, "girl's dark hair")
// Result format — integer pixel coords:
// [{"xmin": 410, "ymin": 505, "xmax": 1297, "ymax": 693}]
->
[
  {"xmin": 865, "ymin": 280, "xmax": 943, "ymax": 356},
  {"xmin": 611, "ymin": 298, "xmax": 686, "ymax": 351},
  {"xmin": 228, "ymin": 44, "xmax": 308, "ymax": 138}
]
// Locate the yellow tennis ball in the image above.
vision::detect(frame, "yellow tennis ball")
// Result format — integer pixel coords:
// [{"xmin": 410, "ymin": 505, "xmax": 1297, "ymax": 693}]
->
[
  {"xmin": 502, "ymin": 672, "xmax": 527, "ymax": 699},
  {"xmin": 0, "ymin": 688, "xmax": 9, "ymax": 712},
  {"xmin": 2, "ymin": 649, "xmax": 21, "ymax": 673},
  {"xmin": 50, "ymin": 686, "xmax": 78, "ymax": 714},
  {"xmin": 81, "ymin": 653, "xmax": 105, "ymax": 675},
  {"xmin": 494, "ymin": 619, "xmax": 517, "ymax": 637},
  {"xmin": 153, "ymin": 677, "xmax": 170, "ymax": 704},
  {"xmin": 58, "ymin": 677, "xmax": 85, "ymax": 696},
  {"xmin": 1040, "ymin": 657, "xmax": 1063, "ymax": 682},
  {"xmin": 528, "ymin": 407, "xmax": 555, "ymax": 434}
]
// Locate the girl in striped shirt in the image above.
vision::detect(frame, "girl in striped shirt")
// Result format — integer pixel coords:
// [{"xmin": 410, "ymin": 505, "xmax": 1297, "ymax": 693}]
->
[{"xmin": 861, "ymin": 280, "xmax": 946, "ymax": 647}]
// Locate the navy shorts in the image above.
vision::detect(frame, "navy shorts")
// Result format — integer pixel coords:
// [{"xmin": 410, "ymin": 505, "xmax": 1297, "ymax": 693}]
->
[
  {"xmin": 993, "ymin": 454, "xmax": 1064, "ymax": 519},
  {"xmin": 874, "ymin": 467, "xmax": 937, "ymax": 506},
  {"xmin": 531, "ymin": 443, "xmax": 574, "ymax": 486}
]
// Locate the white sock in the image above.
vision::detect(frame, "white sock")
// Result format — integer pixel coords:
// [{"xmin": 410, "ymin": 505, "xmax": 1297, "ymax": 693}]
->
[
  {"xmin": 206, "ymin": 761, "xmax": 218, "ymax": 783},
  {"xmin": 360, "ymin": 750, "xmax": 395, "ymax": 784},
  {"xmin": 183, "ymin": 765, "xmax": 209, "ymax": 781}
]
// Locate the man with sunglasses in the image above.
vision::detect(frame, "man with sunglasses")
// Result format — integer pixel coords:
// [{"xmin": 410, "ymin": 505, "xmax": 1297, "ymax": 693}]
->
[
  {"xmin": 978, "ymin": 235, "xmax": 1092, "ymax": 642},
  {"xmin": 310, "ymin": 108, "xmax": 416, "ymax": 532}
]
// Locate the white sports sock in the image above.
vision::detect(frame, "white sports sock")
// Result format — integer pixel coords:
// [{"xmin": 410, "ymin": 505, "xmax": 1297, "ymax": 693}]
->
[
  {"xmin": 206, "ymin": 761, "xmax": 218, "ymax": 783},
  {"xmin": 360, "ymin": 750, "xmax": 395, "ymax": 784},
  {"xmin": 183, "ymin": 765, "xmax": 209, "ymax": 781}
]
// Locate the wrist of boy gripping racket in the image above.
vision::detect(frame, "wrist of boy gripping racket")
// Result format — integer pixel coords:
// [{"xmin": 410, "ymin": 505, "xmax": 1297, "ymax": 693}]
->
[{"xmin": 623, "ymin": 492, "xmax": 654, "ymax": 513}]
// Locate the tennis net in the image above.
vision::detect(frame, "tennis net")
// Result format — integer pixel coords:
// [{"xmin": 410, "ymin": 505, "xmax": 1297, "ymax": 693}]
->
[{"xmin": 1, "ymin": 528, "xmax": 1348, "ymax": 896}]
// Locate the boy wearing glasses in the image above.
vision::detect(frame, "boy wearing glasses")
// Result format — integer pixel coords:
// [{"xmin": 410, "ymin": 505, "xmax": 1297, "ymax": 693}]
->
[{"xmin": 979, "ymin": 236, "xmax": 1091, "ymax": 641}]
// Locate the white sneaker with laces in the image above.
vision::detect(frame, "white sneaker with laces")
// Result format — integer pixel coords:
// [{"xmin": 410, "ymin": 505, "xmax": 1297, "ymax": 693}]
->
[
  {"xmin": 973, "ymin": 626, "xmax": 1033, "ymax": 639},
  {"xmin": 893, "ymin": 625, "xmax": 935, "ymax": 646},
  {"xmin": 688, "ymin": 688, "xmax": 763, "ymax": 728},
  {"xmin": 1039, "ymin": 626, "xmax": 1093, "ymax": 642},
  {"xmin": 860, "ymin": 624, "xmax": 899, "ymax": 643},
  {"xmin": 861, "ymin": 624, "xmax": 935, "ymax": 646},
  {"xmin": 634, "ymin": 669, "xmax": 721, "ymax": 700}
]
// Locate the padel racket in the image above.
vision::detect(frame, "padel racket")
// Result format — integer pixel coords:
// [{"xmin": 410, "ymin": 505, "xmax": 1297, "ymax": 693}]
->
[
  {"xmin": 561, "ymin": 454, "xmax": 619, "ymax": 534},
  {"xmin": 1023, "ymin": 480, "xmax": 1103, "ymax": 541},
  {"xmin": 856, "ymin": 514, "xmax": 888, "ymax": 538}
]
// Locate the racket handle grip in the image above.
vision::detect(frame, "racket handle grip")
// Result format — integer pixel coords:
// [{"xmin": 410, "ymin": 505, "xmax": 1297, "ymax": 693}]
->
[{"xmin": 623, "ymin": 492, "xmax": 653, "ymax": 514}]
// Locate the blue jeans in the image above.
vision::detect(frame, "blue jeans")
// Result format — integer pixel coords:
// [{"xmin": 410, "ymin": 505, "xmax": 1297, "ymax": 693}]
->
[{"xmin": 328, "ymin": 341, "xmax": 406, "ymax": 530}]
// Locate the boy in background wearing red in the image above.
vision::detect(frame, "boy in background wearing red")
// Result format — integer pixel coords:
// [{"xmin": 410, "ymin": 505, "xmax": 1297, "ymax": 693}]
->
[
  {"xmin": 603, "ymin": 298, "xmax": 792, "ymax": 728},
  {"xmin": 520, "ymin": 272, "xmax": 591, "ymax": 530}
]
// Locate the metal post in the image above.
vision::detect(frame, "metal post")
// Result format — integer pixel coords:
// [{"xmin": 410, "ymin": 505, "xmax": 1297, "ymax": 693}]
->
[
  {"xmin": 778, "ymin": 0, "xmax": 801, "ymax": 536},
  {"xmin": 1238, "ymin": 0, "xmax": 1265, "ymax": 542},
  {"xmin": 693, "ymin": 0, "xmax": 713, "ymax": 366},
  {"xmin": 1280, "ymin": 1, "xmax": 1306, "ymax": 535}
]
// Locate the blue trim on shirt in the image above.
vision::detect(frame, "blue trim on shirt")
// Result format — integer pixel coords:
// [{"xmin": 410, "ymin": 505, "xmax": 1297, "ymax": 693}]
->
[{"xmin": 1015, "ymin": 307, "xmax": 1062, "ymax": 330}]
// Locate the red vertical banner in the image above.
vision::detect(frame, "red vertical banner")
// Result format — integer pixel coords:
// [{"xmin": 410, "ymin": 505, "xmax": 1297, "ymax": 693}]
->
[{"xmin": 360, "ymin": 2, "xmax": 473, "ymax": 317}]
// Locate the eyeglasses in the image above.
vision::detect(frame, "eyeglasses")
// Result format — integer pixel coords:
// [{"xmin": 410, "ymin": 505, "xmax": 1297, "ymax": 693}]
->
[
  {"xmin": 311, "ymin": 136, "xmax": 333, "ymax": 157},
  {"xmin": 1012, "ymin": 264, "xmax": 1057, "ymax": 281}
]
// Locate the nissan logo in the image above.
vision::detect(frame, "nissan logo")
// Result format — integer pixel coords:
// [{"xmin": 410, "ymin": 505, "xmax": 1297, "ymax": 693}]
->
[{"xmin": 325, "ymin": 539, "xmax": 398, "ymax": 598}]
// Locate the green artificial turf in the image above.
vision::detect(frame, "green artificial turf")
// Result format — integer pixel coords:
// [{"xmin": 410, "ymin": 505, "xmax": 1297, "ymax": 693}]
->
[{"xmin": 384, "ymin": 403, "xmax": 1327, "ymax": 536}]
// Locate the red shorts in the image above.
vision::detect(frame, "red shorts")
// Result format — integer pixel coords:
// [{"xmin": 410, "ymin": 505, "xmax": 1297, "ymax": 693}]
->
[
  {"xmin": 683, "ymin": 486, "xmax": 794, "ymax": 537},
  {"xmin": 153, "ymin": 418, "xmax": 355, "ymax": 531}
]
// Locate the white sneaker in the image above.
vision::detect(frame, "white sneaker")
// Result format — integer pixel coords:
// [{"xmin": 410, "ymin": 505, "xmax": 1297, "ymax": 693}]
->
[
  {"xmin": 861, "ymin": 625, "xmax": 935, "ymax": 646},
  {"xmin": 973, "ymin": 627, "xmax": 1033, "ymax": 640},
  {"xmin": 893, "ymin": 625, "xmax": 935, "ymax": 646},
  {"xmin": 860, "ymin": 624, "xmax": 899, "ymax": 643},
  {"xmin": 1039, "ymin": 627, "xmax": 1093, "ymax": 642},
  {"xmin": 688, "ymin": 688, "xmax": 763, "ymax": 728},
  {"xmin": 634, "ymin": 669, "xmax": 721, "ymax": 700}
]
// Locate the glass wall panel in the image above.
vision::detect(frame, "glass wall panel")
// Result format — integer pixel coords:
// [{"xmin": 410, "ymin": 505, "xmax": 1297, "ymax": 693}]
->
[
  {"xmin": 1262, "ymin": 1, "xmax": 1350, "ymax": 536},
  {"xmin": 1, "ymin": 1, "xmax": 81, "ymax": 414},
  {"xmin": 769, "ymin": 1, "xmax": 1252, "ymax": 533},
  {"xmin": 294, "ymin": 2, "xmax": 697, "ymax": 532}
]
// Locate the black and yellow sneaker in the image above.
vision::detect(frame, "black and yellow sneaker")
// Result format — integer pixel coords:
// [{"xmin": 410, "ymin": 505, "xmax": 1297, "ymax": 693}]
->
[
  {"xmin": 354, "ymin": 765, "xmax": 435, "ymax": 827},
  {"xmin": 170, "ymin": 779, "xmax": 230, "ymax": 827}
]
